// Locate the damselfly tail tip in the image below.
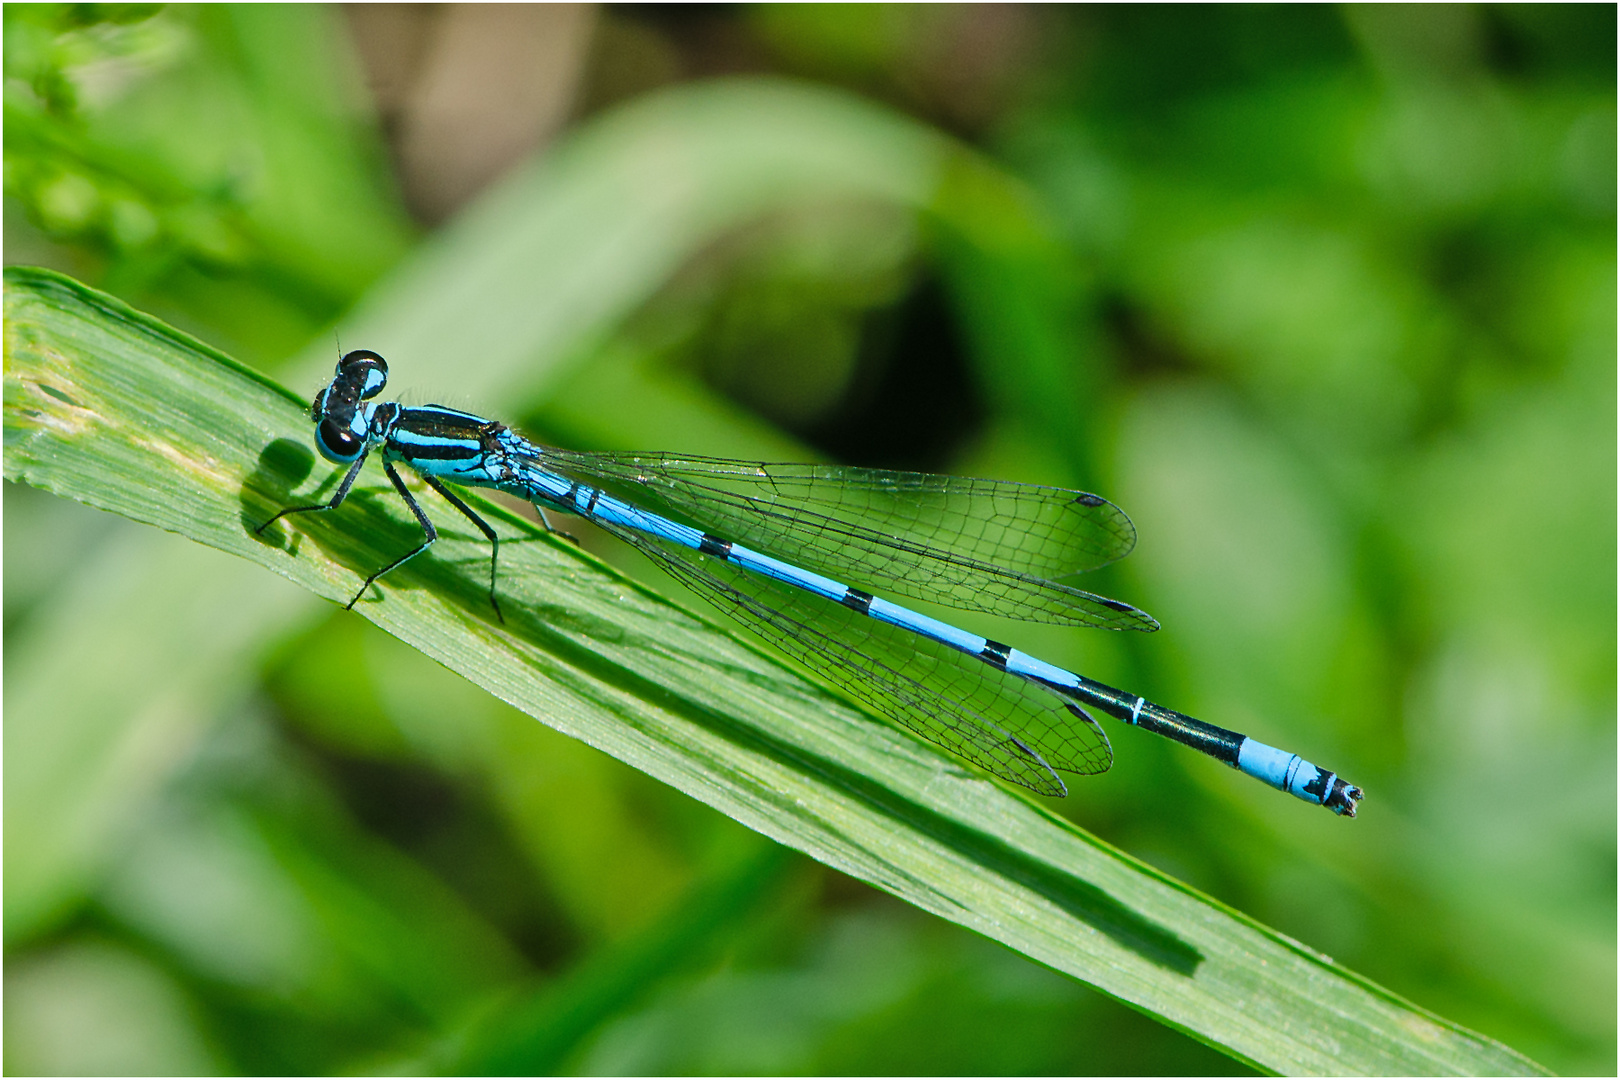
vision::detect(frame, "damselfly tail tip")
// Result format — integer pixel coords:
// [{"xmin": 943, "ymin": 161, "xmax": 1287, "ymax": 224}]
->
[{"xmin": 1325, "ymin": 778, "xmax": 1364, "ymax": 818}]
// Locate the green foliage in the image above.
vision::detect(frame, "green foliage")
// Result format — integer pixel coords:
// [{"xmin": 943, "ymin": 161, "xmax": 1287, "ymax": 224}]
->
[
  {"xmin": 3, "ymin": 4, "xmax": 412, "ymax": 360},
  {"xmin": 5, "ymin": 4, "xmax": 1611, "ymax": 1075},
  {"xmin": 8, "ymin": 264, "xmax": 1548, "ymax": 1075}
]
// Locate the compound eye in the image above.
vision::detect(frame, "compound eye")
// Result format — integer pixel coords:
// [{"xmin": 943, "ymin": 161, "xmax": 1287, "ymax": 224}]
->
[
  {"xmin": 317, "ymin": 417, "xmax": 364, "ymax": 462},
  {"xmin": 338, "ymin": 348, "xmax": 386, "ymax": 371},
  {"xmin": 339, "ymin": 349, "xmax": 389, "ymax": 399}
]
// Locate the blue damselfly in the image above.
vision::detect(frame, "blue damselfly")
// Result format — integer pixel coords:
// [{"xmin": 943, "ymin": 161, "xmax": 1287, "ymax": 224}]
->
[{"xmin": 258, "ymin": 350, "xmax": 1363, "ymax": 816}]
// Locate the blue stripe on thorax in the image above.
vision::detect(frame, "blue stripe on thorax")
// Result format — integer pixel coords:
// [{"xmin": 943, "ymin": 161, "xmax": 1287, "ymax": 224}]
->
[
  {"xmin": 386, "ymin": 406, "xmax": 489, "ymax": 472},
  {"xmin": 391, "ymin": 430, "xmax": 481, "ymax": 457}
]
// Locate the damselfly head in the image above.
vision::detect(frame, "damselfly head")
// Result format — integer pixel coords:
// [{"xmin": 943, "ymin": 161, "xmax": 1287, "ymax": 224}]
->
[{"xmin": 310, "ymin": 350, "xmax": 389, "ymax": 463}]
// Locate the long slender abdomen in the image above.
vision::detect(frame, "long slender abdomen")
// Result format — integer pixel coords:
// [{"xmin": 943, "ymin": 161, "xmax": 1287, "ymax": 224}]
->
[{"xmin": 552, "ymin": 481, "xmax": 1363, "ymax": 816}]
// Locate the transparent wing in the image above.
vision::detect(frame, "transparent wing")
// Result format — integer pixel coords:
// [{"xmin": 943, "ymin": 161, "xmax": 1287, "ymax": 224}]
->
[
  {"xmin": 590, "ymin": 515, "xmax": 1114, "ymax": 796},
  {"xmin": 541, "ymin": 450, "xmax": 1157, "ymax": 631}
]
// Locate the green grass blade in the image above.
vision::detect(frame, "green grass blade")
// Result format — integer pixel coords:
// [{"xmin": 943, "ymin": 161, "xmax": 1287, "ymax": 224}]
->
[{"xmin": 2, "ymin": 267, "xmax": 1548, "ymax": 1077}]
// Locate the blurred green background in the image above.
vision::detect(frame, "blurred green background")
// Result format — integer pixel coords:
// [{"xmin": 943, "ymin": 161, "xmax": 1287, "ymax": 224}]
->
[{"xmin": 4, "ymin": 4, "xmax": 1613, "ymax": 1075}]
